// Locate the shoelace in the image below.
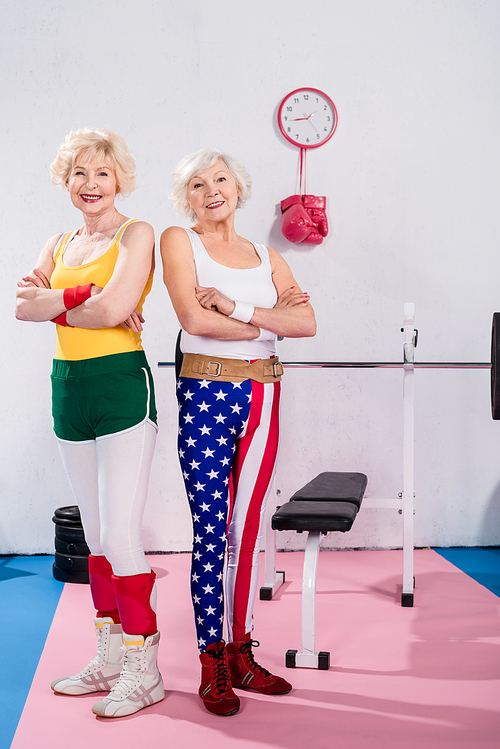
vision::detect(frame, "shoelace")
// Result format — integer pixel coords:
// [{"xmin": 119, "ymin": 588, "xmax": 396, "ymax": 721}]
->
[
  {"xmin": 109, "ymin": 645, "xmax": 147, "ymax": 697},
  {"xmin": 94, "ymin": 627, "xmax": 107, "ymax": 661},
  {"xmin": 240, "ymin": 639, "xmax": 272, "ymax": 677},
  {"xmin": 207, "ymin": 644, "xmax": 232, "ymax": 695},
  {"xmin": 76, "ymin": 627, "xmax": 108, "ymax": 675}
]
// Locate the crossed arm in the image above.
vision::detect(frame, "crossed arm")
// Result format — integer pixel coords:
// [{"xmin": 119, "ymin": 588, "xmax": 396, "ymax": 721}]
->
[
  {"xmin": 160, "ymin": 226, "xmax": 316, "ymax": 340},
  {"xmin": 15, "ymin": 222, "xmax": 155, "ymax": 332}
]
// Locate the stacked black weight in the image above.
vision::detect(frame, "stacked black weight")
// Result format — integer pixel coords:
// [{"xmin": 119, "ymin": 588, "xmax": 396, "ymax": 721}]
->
[{"xmin": 52, "ymin": 506, "xmax": 90, "ymax": 583}]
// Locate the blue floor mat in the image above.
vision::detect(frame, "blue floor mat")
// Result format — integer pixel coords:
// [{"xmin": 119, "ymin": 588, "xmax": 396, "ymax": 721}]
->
[
  {"xmin": 434, "ymin": 547, "xmax": 500, "ymax": 598},
  {"xmin": 0, "ymin": 556, "xmax": 63, "ymax": 749}
]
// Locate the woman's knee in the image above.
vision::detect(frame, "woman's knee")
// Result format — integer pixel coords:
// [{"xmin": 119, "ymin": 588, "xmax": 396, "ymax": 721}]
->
[{"xmin": 100, "ymin": 536, "xmax": 149, "ymax": 576}]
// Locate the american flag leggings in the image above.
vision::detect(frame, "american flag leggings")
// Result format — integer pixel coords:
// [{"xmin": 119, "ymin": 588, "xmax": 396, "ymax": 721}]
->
[{"xmin": 176, "ymin": 375, "xmax": 281, "ymax": 651}]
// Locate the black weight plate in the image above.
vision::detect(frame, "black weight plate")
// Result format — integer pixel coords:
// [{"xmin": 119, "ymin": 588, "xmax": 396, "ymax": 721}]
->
[
  {"xmin": 55, "ymin": 525, "xmax": 87, "ymax": 543},
  {"xmin": 53, "ymin": 506, "xmax": 82, "ymax": 522},
  {"xmin": 492, "ymin": 313, "xmax": 500, "ymax": 419},
  {"xmin": 54, "ymin": 552, "xmax": 89, "ymax": 571},
  {"xmin": 54, "ymin": 537, "xmax": 90, "ymax": 556},
  {"xmin": 52, "ymin": 516, "xmax": 83, "ymax": 527},
  {"xmin": 52, "ymin": 563, "xmax": 89, "ymax": 584}
]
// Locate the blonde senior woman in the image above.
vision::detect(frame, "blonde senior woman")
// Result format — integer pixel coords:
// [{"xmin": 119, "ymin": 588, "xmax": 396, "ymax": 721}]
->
[
  {"xmin": 16, "ymin": 128, "xmax": 163, "ymax": 718},
  {"xmin": 161, "ymin": 148, "xmax": 316, "ymax": 716}
]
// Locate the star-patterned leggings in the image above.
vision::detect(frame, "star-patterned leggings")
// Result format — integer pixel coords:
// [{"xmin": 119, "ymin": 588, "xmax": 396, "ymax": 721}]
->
[{"xmin": 176, "ymin": 375, "xmax": 281, "ymax": 652}]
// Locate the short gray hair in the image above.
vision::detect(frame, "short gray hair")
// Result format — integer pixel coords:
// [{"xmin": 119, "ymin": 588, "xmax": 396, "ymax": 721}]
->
[{"xmin": 170, "ymin": 148, "xmax": 252, "ymax": 222}]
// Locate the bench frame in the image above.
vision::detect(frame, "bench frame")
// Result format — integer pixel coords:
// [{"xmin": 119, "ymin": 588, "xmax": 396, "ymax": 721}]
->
[{"xmin": 260, "ymin": 304, "xmax": 416, "ymax": 667}]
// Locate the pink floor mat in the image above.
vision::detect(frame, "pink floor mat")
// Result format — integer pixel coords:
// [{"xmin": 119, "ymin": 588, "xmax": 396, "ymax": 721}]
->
[{"xmin": 12, "ymin": 549, "xmax": 500, "ymax": 749}]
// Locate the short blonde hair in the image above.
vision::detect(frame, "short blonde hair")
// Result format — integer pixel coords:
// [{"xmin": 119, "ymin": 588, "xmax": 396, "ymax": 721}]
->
[
  {"xmin": 50, "ymin": 128, "xmax": 136, "ymax": 196},
  {"xmin": 170, "ymin": 148, "xmax": 252, "ymax": 222}
]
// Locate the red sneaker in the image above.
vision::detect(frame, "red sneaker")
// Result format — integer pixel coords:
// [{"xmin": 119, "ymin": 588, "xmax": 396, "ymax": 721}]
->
[
  {"xmin": 199, "ymin": 640, "xmax": 240, "ymax": 716},
  {"xmin": 227, "ymin": 633, "xmax": 292, "ymax": 695}
]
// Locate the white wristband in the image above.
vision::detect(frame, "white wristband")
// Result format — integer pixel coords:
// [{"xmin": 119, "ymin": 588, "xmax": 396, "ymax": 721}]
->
[
  {"xmin": 255, "ymin": 328, "xmax": 276, "ymax": 343},
  {"xmin": 229, "ymin": 300, "xmax": 255, "ymax": 323}
]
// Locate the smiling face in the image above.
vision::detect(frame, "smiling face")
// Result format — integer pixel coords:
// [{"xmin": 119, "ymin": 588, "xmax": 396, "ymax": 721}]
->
[
  {"xmin": 187, "ymin": 159, "xmax": 240, "ymax": 224},
  {"xmin": 65, "ymin": 156, "xmax": 117, "ymax": 216}
]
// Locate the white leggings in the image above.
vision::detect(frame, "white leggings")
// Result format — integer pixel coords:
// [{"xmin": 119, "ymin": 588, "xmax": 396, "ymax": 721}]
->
[{"xmin": 57, "ymin": 421, "xmax": 157, "ymax": 577}]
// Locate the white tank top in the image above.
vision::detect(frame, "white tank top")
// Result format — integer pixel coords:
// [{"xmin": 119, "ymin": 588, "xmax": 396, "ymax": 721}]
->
[{"xmin": 180, "ymin": 227, "xmax": 277, "ymax": 360}]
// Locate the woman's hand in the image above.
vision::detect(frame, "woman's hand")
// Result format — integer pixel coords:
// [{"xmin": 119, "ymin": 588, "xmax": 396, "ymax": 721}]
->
[
  {"xmin": 195, "ymin": 286, "xmax": 235, "ymax": 316},
  {"xmin": 17, "ymin": 268, "xmax": 51, "ymax": 289},
  {"xmin": 120, "ymin": 309, "xmax": 145, "ymax": 332},
  {"xmin": 274, "ymin": 286, "xmax": 310, "ymax": 308}
]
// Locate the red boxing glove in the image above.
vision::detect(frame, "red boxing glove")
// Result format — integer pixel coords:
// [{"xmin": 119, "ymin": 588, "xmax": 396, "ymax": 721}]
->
[
  {"xmin": 281, "ymin": 195, "xmax": 316, "ymax": 243},
  {"xmin": 63, "ymin": 283, "xmax": 93, "ymax": 310},
  {"xmin": 302, "ymin": 195, "xmax": 328, "ymax": 243},
  {"xmin": 302, "ymin": 228, "xmax": 324, "ymax": 245},
  {"xmin": 51, "ymin": 283, "xmax": 92, "ymax": 325}
]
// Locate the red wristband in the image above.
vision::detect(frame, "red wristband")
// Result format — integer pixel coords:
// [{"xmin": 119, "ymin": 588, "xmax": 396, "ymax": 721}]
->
[
  {"xmin": 51, "ymin": 312, "xmax": 73, "ymax": 327},
  {"xmin": 63, "ymin": 283, "xmax": 93, "ymax": 310}
]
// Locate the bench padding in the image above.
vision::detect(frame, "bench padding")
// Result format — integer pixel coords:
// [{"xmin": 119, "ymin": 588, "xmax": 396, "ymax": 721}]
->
[
  {"xmin": 272, "ymin": 500, "xmax": 359, "ymax": 532},
  {"xmin": 290, "ymin": 471, "xmax": 367, "ymax": 508},
  {"xmin": 272, "ymin": 471, "xmax": 367, "ymax": 533}
]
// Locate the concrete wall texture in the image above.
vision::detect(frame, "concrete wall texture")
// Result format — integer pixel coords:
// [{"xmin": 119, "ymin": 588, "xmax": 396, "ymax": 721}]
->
[{"xmin": 2, "ymin": 0, "xmax": 499, "ymax": 553}]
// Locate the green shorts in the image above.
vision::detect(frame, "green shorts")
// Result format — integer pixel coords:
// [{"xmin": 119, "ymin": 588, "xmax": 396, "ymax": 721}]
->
[{"xmin": 51, "ymin": 351, "xmax": 157, "ymax": 443}]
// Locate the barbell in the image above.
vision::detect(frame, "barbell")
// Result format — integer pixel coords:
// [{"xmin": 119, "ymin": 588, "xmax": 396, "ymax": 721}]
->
[{"xmin": 159, "ymin": 313, "xmax": 500, "ymax": 419}]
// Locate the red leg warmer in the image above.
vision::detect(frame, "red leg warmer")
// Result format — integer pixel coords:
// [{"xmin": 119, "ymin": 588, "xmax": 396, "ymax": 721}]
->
[
  {"xmin": 112, "ymin": 571, "xmax": 157, "ymax": 637},
  {"xmin": 88, "ymin": 554, "xmax": 120, "ymax": 623}
]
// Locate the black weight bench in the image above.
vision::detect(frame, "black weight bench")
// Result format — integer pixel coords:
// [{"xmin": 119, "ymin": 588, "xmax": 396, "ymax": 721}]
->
[{"xmin": 271, "ymin": 471, "xmax": 367, "ymax": 670}]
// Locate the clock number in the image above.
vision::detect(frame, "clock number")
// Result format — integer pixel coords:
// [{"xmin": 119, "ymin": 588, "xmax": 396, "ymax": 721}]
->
[
  {"xmin": 304, "ymin": 94, "xmax": 309, "ymax": 100},
  {"xmin": 326, "ymin": 116, "xmax": 331, "ymax": 121},
  {"xmin": 287, "ymin": 106, "xmax": 292, "ymax": 112},
  {"xmin": 317, "ymin": 134, "xmax": 320, "ymax": 139},
  {"xmin": 294, "ymin": 98, "xmax": 299, "ymax": 103},
  {"xmin": 287, "ymin": 127, "xmax": 291, "ymax": 132},
  {"xmin": 284, "ymin": 116, "xmax": 288, "ymax": 121},
  {"xmin": 324, "ymin": 127, "xmax": 328, "ymax": 132},
  {"xmin": 324, "ymin": 105, "xmax": 327, "ymax": 110}
]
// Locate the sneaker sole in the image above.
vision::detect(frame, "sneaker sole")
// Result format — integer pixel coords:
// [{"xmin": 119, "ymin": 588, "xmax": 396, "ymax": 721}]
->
[
  {"xmin": 231, "ymin": 683, "xmax": 292, "ymax": 695},
  {"xmin": 92, "ymin": 683, "xmax": 165, "ymax": 718},
  {"xmin": 51, "ymin": 682, "xmax": 117, "ymax": 696},
  {"xmin": 203, "ymin": 703, "xmax": 240, "ymax": 716}
]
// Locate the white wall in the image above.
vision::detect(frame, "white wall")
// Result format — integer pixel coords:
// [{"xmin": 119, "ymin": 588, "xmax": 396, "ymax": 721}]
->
[{"xmin": 1, "ymin": 0, "xmax": 500, "ymax": 554}]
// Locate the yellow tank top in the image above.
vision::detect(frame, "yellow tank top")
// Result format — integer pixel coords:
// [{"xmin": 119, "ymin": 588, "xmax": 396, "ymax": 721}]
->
[{"xmin": 51, "ymin": 219, "xmax": 153, "ymax": 361}]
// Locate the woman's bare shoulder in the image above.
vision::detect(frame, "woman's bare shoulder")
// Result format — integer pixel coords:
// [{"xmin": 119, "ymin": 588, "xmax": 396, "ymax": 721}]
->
[
  {"xmin": 266, "ymin": 244, "xmax": 289, "ymax": 270},
  {"xmin": 39, "ymin": 232, "xmax": 65, "ymax": 264},
  {"xmin": 160, "ymin": 225, "xmax": 189, "ymax": 241},
  {"xmin": 122, "ymin": 220, "xmax": 154, "ymax": 243}
]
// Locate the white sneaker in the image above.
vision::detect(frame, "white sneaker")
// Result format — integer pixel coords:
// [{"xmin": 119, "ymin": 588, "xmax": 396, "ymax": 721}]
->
[
  {"xmin": 51, "ymin": 618, "xmax": 123, "ymax": 695},
  {"xmin": 91, "ymin": 631, "xmax": 164, "ymax": 717}
]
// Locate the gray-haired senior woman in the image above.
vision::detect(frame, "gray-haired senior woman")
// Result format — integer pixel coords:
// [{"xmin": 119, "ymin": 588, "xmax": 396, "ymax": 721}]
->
[{"xmin": 161, "ymin": 148, "xmax": 316, "ymax": 716}]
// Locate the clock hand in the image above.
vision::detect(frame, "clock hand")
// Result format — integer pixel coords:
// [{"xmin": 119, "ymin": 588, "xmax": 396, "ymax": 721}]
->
[
  {"xmin": 301, "ymin": 112, "xmax": 319, "ymax": 134},
  {"xmin": 289, "ymin": 112, "xmax": 316, "ymax": 122}
]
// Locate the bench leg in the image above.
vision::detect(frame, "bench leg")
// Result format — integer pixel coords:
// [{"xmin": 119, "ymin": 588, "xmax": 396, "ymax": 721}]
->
[
  {"xmin": 259, "ymin": 485, "xmax": 285, "ymax": 600},
  {"xmin": 286, "ymin": 531, "xmax": 330, "ymax": 670}
]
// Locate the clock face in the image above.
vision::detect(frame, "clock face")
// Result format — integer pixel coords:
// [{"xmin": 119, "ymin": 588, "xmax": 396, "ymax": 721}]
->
[{"xmin": 278, "ymin": 88, "xmax": 338, "ymax": 149}]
